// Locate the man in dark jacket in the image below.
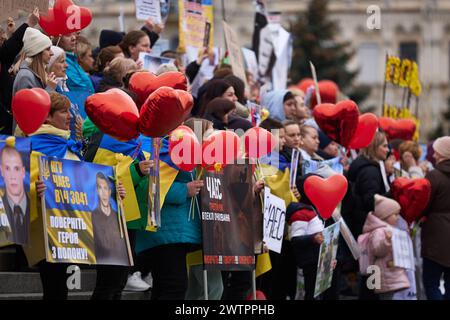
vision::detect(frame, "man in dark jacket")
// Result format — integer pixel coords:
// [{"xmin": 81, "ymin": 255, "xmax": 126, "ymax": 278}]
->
[
  {"xmin": 0, "ymin": 10, "xmax": 40, "ymax": 135},
  {"xmin": 421, "ymin": 136, "xmax": 450, "ymax": 300}
]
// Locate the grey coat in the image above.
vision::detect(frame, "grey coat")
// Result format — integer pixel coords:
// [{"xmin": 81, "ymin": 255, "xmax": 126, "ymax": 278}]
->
[{"xmin": 12, "ymin": 62, "xmax": 51, "ymax": 96}]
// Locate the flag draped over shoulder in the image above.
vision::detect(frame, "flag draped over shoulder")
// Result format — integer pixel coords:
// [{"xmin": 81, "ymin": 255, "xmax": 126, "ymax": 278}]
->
[
  {"xmin": 259, "ymin": 151, "xmax": 297, "ymax": 207},
  {"xmin": 86, "ymin": 133, "xmax": 146, "ymax": 224}
]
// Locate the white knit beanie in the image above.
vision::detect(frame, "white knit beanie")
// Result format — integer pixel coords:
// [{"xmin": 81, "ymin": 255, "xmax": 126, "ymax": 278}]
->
[
  {"xmin": 22, "ymin": 28, "xmax": 52, "ymax": 58},
  {"xmin": 48, "ymin": 46, "xmax": 65, "ymax": 70}
]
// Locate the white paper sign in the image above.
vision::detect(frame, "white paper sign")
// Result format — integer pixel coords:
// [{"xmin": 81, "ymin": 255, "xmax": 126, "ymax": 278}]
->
[
  {"xmin": 263, "ymin": 188, "xmax": 286, "ymax": 254},
  {"xmin": 392, "ymin": 227, "xmax": 415, "ymax": 270},
  {"xmin": 242, "ymin": 48, "xmax": 258, "ymax": 82},
  {"xmin": 139, "ymin": 52, "xmax": 175, "ymax": 74},
  {"xmin": 135, "ymin": 0, "xmax": 161, "ymax": 23}
]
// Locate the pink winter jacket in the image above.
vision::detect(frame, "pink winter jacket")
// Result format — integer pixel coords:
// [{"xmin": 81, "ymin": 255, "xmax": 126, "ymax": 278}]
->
[{"xmin": 362, "ymin": 213, "xmax": 410, "ymax": 294}]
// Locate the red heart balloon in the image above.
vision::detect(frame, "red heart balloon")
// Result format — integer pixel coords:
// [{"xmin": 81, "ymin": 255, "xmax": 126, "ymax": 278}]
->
[
  {"xmin": 169, "ymin": 126, "xmax": 201, "ymax": 172},
  {"xmin": 378, "ymin": 117, "xmax": 416, "ymax": 141},
  {"xmin": 297, "ymin": 79, "xmax": 339, "ymax": 109},
  {"xmin": 304, "ymin": 174, "xmax": 348, "ymax": 220},
  {"xmin": 40, "ymin": 0, "xmax": 92, "ymax": 36},
  {"xmin": 298, "ymin": 78, "xmax": 314, "ymax": 93},
  {"xmin": 12, "ymin": 88, "xmax": 51, "ymax": 135},
  {"xmin": 202, "ymin": 130, "xmax": 240, "ymax": 167},
  {"xmin": 139, "ymin": 87, "xmax": 193, "ymax": 137},
  {"xmin": 391, "ymin": 177, "xmax": 431, "ymax": 225},
  {"xmin": 85, "ymin": 89, "xmax": 140, "ymax": 141},
  {"xmin": 129, "ymin": 71, "xmax": 188, "ymax": 107},
  {"xmin": 313, "ymin": 100, "xmax": 360, "ymax": 148},
  {"xmin": 348, "ymin": 113, "xmax": 379, "ymax": 149},
  {"xmin": 242, "ymin": 127, "xmax": 276, "ymax": 159}
]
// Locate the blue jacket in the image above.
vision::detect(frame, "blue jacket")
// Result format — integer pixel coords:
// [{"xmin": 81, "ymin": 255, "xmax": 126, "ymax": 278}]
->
[
  {"xmin": 135, "ymin": 170, "xmax": 201, "ymax": 253},
  {"xmin": 65, "ymin": 51, "xmax": 95, "ymax": 94},
  {"xmin": 261, "ymin": 90, "xmax": 289, "ymax": 122}
]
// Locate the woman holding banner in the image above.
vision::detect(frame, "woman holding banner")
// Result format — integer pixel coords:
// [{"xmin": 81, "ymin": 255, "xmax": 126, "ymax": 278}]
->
[{"xmin": 26, "ymin": 92, "xmax": 82, "ymax": 299}]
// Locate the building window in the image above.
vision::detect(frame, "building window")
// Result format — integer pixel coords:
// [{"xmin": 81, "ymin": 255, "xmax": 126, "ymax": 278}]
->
[
  {"xmin": 357, "ymin": 43, "xmax": 380, "ymax": 84},
  {"xmin": 400, "ymin": 41, "xmax": 418, "ymax": 62}
]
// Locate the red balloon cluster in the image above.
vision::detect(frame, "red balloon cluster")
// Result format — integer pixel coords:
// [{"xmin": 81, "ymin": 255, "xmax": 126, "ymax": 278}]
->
[
  {"xmin": 168, "ymin": 126, "xmax": 201, "ymax": 172},
  {"xmin": 85, "ymin": 79, "xmax": 193, "ymax": 141},
  {"xmin": 313, "ymin": 100, "xmax": 380, "ymax": 150},
  {"xmin": 39, "ymin": 0, "xmax": 92, "ymax": 36},
  {"xmin": 391, "ymin": 177, "xmax": 431, "ymax": 225},
  {"xmin": 297, "ymin": 78, "xmax": 339, "ymax": 109},
  {"xmin": 85, "ymin": 89, "xmax": 140, "ymax": 141},
  {"xmin": 378, "ymin": 117, "xmax": 416, "ymax": 141},
  {"xmin": 348, "ymin": 113, "xmax": 379, "ymax": 149},
  {"xmin": 128, "ymin": 71, "xmax": 188, "ymax": 107},
  {"xmin": 304, "ymin": 174, "xmax": 348, "ymax": 220},
  {"xmin": 313, "ymin": 100, "xmax": 360, "ymax": 148},
  {"xmin": 242, "ymin": 127, "xmax": 277, "ymax": 159},
  {"xmin": 12, "ymin": 88, "xmax": 51, "ymax": 135},
  {"xmin": 168, "ymin": 125, "xmax": 241, "ymax": 172}
]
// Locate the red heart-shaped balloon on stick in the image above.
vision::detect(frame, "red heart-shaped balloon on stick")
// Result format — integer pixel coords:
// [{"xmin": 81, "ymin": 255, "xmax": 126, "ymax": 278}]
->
[
  {"xmin": 202, "ymin": 130, "xmax": 240, "ymax": 169},
  {"xmin": 139, "ymin": 87, "xmax": 193, "ymax": 137},
  {"xmin": 242, "ymin": 127, "xmax": 276, "ymax": 159},
  {"xmin": 348, "ymin": 113, "xmax": 379, "ymax": 149},
  {"xmin": 297, "ymin": 79, "xmax": 339, "ymax": 109},
  {"xmin": 40, "ymin": 0, "xmax": 92, "ymax": 36},
  {"xmin": 128, "ymin": 71, "xmax": 188, "ymax": 107},
  {"xmin": 304, "ymin": 174, "xmax": 348, "ymax": 220},
  {"xmin": 12, "ymin": 88, "xmax": 51, "ymax": 135},
  {"xmin": 85, "ymin": 89, "xmax": 140, "ymax": 141},
  {"xmin": 391, "ymin": 177, "xmax": 431, "ymax": 225},
  {"xmin": 169, "ymin": 126, "xmax": 201, "ymax": 172},
  {"xmin": 313, "ymin": 100, "xmax": 360, "ymax": 148},
  {"xmin": 378, "ymin": 117, "xmax": 416, "ymax": 141}
]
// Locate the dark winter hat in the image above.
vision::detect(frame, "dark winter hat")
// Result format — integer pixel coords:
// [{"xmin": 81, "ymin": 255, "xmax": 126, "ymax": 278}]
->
[
  {"xmin": 100, "ymin": 30, "xmax": 126, "ymax": 49},
  {"xmin": 318, "ymin": 129, "xmax": 332, "ymax": 150}
]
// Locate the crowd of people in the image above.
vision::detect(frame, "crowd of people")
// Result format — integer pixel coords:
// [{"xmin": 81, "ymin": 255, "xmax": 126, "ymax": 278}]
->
[{"xmin": 0, "ymin": 8, "xmax": 449, "ymax": 301}]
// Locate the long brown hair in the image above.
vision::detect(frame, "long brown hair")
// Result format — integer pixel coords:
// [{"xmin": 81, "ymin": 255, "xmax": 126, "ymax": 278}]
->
[{"xmin": 119, "ymin": 31, "xmax": 148, "ymax": 58}]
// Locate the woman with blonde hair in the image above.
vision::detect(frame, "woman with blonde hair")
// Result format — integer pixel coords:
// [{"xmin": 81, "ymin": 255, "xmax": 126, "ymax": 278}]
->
[
  {"xmin": 98, "ymin": 57, "xmax": 139, "ymax": 92},
  {"xmin": 12, "ymin": 28, "xmax": 57, "ymax": 95}
]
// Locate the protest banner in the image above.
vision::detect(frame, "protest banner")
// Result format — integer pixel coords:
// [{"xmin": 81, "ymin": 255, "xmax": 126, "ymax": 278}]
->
[
  {"xmin": 201, "ymin": 164, "xmax": 255, "ymax": 271},
  {"xmin": 392, "ymin": 227, "xmax": 415, "ymax": 270},
  {"xmin": 242, "ymin": 48, "xmax": 259, "ymax": 82},
  {"xmin": 332, "ymin": 208, "xmax": 360, "ymax": 260},
  {"xmin": 263, "ymin": 188, "xmax": 286, "ymax": 254},
  {"xmin": 0, "ymin": 136, "xmax": 31, "ymax": 246},
  {"xmin": 314, "ymin": 221, "xmax": 340, "ymax": 298},
  {"xmin": 135, "ymin": 0, "xmax": 162, "ymax": 23},
  {"xmin": 382, "ymin": 55, "xmax": 422, "ymax": 140},
  {"xmin": 139, "ymin": 52, "xmax": 175, "ymax": 74},
  {"xmin": 223, "ymin": 21, "xmax": 249, "ymax": 90},
  {"xmin": 39, "ymin": 156, "xmax": 132, "ymax": 266},
  {"xmin": 178, "ymin": 0, "xmax": 214, "ymax": 52}
]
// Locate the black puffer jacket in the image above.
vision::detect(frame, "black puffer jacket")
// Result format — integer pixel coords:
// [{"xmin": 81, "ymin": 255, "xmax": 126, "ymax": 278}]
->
[{"xmin": 344, "ymin": 155, "xmax": 387, "ymax": 238}]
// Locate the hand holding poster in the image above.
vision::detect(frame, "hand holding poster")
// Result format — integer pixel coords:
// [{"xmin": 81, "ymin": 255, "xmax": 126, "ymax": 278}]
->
[
  {"xmin": 135, "ymin": 0, "xmax": 162, "ymax": 23},
  {"xmin": 0, "ymin": 136, "xmax": 31, "ymax": 246},
  {"xmin": 263, "ymin": 188, "xmax": 286, "ymax": 253},
  {"xmin": 39, "ymin": 156, "xmax": 132, "ymax": 266},
  {"xmin": 314, "ymin": 221, "xmax": 340, "ymax": 298},
  {"xmin": 200, "ymin": 165, "xmax": 255, "ymax": 271}
]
